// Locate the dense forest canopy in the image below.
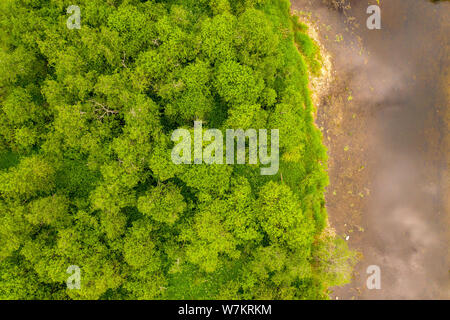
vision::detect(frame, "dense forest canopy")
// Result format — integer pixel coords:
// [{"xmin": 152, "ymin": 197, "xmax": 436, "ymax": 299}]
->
[{"xmin": 0, "ymin": 0, "xmax": 356, "ymax": 299}]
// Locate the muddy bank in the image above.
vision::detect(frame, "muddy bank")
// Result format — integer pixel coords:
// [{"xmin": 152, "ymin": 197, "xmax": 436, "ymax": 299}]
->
[{"xmin": 291, "ymin": 0, "xmax": 449, "ymax": 299}]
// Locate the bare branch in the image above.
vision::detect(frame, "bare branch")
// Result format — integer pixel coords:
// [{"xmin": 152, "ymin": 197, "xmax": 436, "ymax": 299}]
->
[
  {"xmin": 90, "ymin": 100, "xmax": 119, "ymax": 119},
  {"xmin": 121, "ymin": 52, "xmax": 127, "ymax": 68}
]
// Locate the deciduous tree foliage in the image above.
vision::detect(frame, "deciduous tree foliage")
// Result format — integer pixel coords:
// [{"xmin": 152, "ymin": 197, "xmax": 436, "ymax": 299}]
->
[{"xmin": 0, "ymin": 0, "xmax": 356, "ymax": 299}]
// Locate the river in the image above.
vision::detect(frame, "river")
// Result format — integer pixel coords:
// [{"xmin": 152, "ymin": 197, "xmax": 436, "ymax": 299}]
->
[{"xmin": 291, "ymin": 0, "xmax": 449, "ymax": 299}]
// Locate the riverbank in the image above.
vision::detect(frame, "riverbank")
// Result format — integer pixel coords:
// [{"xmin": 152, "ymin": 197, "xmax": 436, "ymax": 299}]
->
[{"xmin": 292, "ymin": 0, "xmax": 449, "ymax": 299}]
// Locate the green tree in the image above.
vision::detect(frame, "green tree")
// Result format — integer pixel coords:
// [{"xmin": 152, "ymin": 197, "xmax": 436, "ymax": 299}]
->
[{"xmin": 0, "ymin": 0, "xmax": 356, "ymax": 300}]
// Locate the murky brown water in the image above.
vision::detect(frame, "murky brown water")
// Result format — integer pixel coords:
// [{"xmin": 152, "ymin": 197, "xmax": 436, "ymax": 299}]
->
[{"xmin": 292, "ymin": 0, "xmax": 449, "ymax": 299}]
